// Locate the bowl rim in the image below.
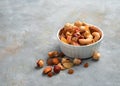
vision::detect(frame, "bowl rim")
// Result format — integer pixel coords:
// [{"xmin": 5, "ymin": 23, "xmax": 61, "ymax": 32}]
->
[{"xmin": 57, "ymin": 24, "xmax": 104, "ymax": 48}]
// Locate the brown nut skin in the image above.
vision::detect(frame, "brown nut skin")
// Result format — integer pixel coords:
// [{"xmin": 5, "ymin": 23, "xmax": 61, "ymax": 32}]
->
[
  {"xmin": 53, "ymin": 65, "xmax": 61, "ymax": 74},
  {"xmin": 52, "ymin": 57, "xmax": 60, "ymax": 65},
  {"xmin": 37, "ymin": 59, "xmax": 44, "ymax": 67},
  {"xmin": 68, "ymin": 69, "xmax": 74, "ymax": 74},
  {"xmin": 84, "ymin": 63, "xmax": 89, "ymax": 68},
  {"xmin": 47, "ymin": 58, "xmax": 53, "ymax": 65},
  {"xmin": 48, "ymin": 51, "xmax": 59, "ymax": 58},
  {"xmin": 73, "ymin": 58, "xmax": 81, "ymax": 65},
  {"xmin": 47, "ymin": 72, "xmax": 53, "ymax": 77},
  {"xmin": 43, "ymin": 66, "xmax": 52, "ymax": 74}
]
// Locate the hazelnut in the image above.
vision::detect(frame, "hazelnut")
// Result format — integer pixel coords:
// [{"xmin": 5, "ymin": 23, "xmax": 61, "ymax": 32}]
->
[
  {"xmin": 57, "ymin": 63, "xmax": 65, "ymax": 70},
  {"xmin": 47, "ymin": 58, "xmax": 53, "ymax": 65},
  {"xmin": 92, "ymin": 52, "xmax": 100, "ymax": 61},
  {"xmin": 52, "ymin": 57, "xmax": 60, "ymax": 65},
  {"xmin": 48, "ymin": 51, "xmax": 54, "ymax": 58},
  {"xmin": 53, "ymin": 65, "xmax": 61, "ymax": 74},
  {"xmin": 37, "ymin": 59, "xmax": 44, "ymax": 67},
  {"xmin": 43, "ymin": 66, "xmax": 52, "ymax": 74},
  {"xmin": 84, "ymin": 63, "xmax": 89, "ymax": 68},
  {"xmin": 48, "ymin": 51, "xmax": 59, "ymax": 58},
  {"xmin": 68, "ymin": 69, "xmax": 74, "ymax": 74},
  {"xmin": 47, "ymin": 72, "xmax": 53, "ymax": 77},
  {"xmin": 73, "ymin": 58, "xmax": 81, "ymax": 65}
]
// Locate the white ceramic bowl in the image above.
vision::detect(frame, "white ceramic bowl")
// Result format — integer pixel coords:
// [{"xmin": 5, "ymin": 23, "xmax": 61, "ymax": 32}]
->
[{"xmin": 57, "ymin": 25, "xmax": 104, "ymax": 59}]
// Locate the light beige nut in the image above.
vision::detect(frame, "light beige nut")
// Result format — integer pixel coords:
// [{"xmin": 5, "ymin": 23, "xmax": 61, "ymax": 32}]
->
[
  {"xmin": 92, "ymin": 52, "xmax": 100, "ymax": 60},
  {"xmin": 73, "ymin": 58, "xmax": 81, "ymax": 65},
  {"xmin": 37, "ymin": 59, "xmax": 44, "ymax": 67},
  {"xmin": 57, "ymin": 63, "xmax": 65, "ymax": 70},
  {"xmin": 43, "ymin": 66, "xmax": 52, "ymax": 74},
  {"xmin": 61, "ymin": 57, "xmax": 71, "ymax": 64},
  {"xmin": 63, "ymin": 62, "xmax": 73, "ymax": 69}
]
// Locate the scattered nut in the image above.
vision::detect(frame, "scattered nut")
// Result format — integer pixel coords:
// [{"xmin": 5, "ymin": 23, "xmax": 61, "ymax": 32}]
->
[
  {"xmin": 37, "ymin": 59, "xmax": 44, "ymax": 67},
  {"xmin": 92, "ymin": 52, "xmax": 100, "ymax": 61},
  {"xmin": 68, "ymin": 69, "xmax": 74, "ymax": 74},
  {"xmin": 47, "ymin": 58, "xmax": 53, "ymax": 65},
  {"xmin": 57, "ymin": 63, "xmax": 65, "ymax": 70},
  {"xmin": 61, "ymin": 57, "xmax": 71, "ymax": 64},
  {"xmin": 84, "ymin": 63, "xmax": 89, "ymax": 68},
  {"xmin": 63, "ymin": 62, "xmax": 73, "ymax": 69},
  {"xmin": 52, "ymin": 57, "xmax": 60, "ymax": 65},
  {"xmin": 47, "ymin": 72, "xmax": 53, "ymax": 77},
  {"xmin": 48, "ymin": 51, "xmax": 59, "ymax": 58},
  {"xmin": 53, "ymin": 65, "xmax": 61, "ymax": 74},
  {"xmin": 43, "ymin": 66, "xmax": 52, "ymax": 74},
  {"xmin": 53, "ymin": 51, "xmax": 59, "ymax": 57},
  {"xmin": 73, "ymin": 58, "xmax": 81, "ymax": 65}
]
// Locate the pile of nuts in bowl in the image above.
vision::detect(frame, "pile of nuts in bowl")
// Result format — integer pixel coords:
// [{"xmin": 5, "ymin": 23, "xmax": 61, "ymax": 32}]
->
[
  {"xmin": 59, "ymin": 21, "xmax": 102, "ymax": 45},
  {"xmin": 36, "ymin": 50, "xmax": 100, "ymax": 78}
]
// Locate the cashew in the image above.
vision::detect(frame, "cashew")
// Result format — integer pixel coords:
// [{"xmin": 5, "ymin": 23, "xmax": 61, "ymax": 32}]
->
[
  {"xmin": 84, "ymin": 31, "xmax": 93, "ymax": 39},
  {"xmin": 92, "ymin": 32, "xmax": 100, "ymax": 42},
  {"xmin": 79, "ymin": 38, "xmax": 93, "ymax": 45}
]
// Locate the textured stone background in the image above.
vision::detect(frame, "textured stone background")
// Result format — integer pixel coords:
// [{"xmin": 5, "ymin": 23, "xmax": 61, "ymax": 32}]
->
[{"xmin": 0, "ymin": 0, "xmax": 120, "ymax": 86}]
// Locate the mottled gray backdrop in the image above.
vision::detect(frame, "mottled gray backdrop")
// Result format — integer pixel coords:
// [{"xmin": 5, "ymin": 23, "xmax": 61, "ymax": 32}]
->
[{"xmin": 0, "ymin": 0, "xmax": 120, "ymax": 86}]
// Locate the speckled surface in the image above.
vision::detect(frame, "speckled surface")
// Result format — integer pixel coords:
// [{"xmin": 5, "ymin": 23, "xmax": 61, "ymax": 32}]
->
[{"xmin": 0, "ymin": 0, "xmax": 120, "ymax": 86}]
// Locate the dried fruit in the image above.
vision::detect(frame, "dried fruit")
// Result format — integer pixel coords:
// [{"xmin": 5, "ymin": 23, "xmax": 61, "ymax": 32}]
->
[
  {"xmin": 63, "ymin": 62, "xmax": 73, "ymax": 69},
  {"xmin": 92, "ymin": 52, "xmax": 100, "ymax": 61},
  {"xmin": 52, "ymin": 57, "xmax": 60, "ymax": 65},
  {"xmin": 47, "ymin": 72, "xmax": 53, "ymax": 77},
  {"xmin": 37, "ymin": 59, "xmax": 44, "ymax": 67},
  {"xmin": 53, "ymin": 65, "xmax": 61, "ymax": 74},
  {"xmin": 73, "ymin": 58, "xmax": 81, "ymax": 65},
  {"xmin": 84, "ymin": 63, "xmax": 89, "ymax": 68},
  {"xmin": 68, "ymin": 69, "xmax": 74, "ymax": 74},
  {"xmin": 43, "ymin": 66, "xmax": 52, "ymax": 74},
  {"xmin": 57, "ymin": 63, "xmax": 65, "ymax": 70},
  {"xmin": 47, "ymin": 58, "xmax": 53, "ymax": 65}
]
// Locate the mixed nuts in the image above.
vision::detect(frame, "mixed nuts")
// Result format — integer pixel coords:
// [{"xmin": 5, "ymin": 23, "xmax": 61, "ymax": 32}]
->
[{"xmin": 36, "ymin": 50, "xmax": 101, "ymax": 78}]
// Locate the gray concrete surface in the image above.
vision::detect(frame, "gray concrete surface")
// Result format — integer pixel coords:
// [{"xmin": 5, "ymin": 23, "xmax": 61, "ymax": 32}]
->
[{"xmin": 0, "ymin": 0, "xmax": 120, "ymax": 86}]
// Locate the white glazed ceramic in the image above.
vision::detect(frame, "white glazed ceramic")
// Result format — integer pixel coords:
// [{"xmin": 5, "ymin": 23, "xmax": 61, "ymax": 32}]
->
[{"xmin": 57, "ymin": 25, "xmax": 104, "ymax": 59}]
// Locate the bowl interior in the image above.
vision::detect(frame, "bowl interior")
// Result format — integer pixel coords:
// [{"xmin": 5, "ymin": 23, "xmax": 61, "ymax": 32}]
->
[{"xmin": 57, "ymin": 25, "xmax": 104, "ymax": 48}]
